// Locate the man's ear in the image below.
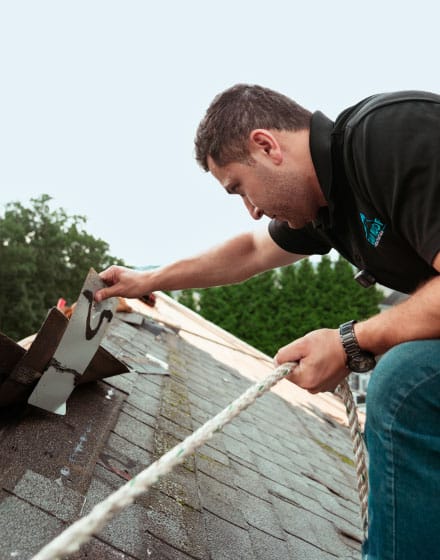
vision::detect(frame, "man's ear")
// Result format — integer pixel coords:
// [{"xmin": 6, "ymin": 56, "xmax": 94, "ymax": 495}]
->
[{"xmin": 249, "ymin": 129, "xmax": 283, "ymax": 164}]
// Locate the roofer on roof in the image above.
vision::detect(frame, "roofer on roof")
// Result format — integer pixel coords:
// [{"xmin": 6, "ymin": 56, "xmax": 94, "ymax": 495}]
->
[{"xmin": 96, "ymin": 84, "xmax": 440, "ymax": 560}]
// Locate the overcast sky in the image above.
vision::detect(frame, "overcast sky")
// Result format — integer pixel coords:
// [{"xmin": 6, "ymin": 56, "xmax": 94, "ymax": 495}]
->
[{"xmin": 1, "ymin": 1, "xmax": 438, "ymax": 268}]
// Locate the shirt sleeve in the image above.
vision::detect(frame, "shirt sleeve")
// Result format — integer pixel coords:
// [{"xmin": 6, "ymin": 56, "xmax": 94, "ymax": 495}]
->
[
  {"xmin": 345, "ymin": 96, "xmax": 440, "ymax": 266},
  {"xmin": 268, "ymin": 219, "xmax": 332, "ymax": 255}
]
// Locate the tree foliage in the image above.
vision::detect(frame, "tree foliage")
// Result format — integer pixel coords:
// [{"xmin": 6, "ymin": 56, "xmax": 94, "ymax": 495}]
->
[
  {"xmin": 175, "ymin": 255, "xmax": 383, "ymax": 356},
  {"xmin": 0, "ymin": 194, "xmax": 124, "ymax": 340}
]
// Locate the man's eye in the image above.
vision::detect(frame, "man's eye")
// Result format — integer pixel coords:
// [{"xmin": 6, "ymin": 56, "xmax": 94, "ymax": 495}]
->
[{"xmin": 226, "ymin": 183, "xmax": 242, "ymax": 195}]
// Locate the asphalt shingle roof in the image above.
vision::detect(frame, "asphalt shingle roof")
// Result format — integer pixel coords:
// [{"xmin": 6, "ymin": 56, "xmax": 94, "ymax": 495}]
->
[{"xmin": 0, "ymin": 295, "xmax": 363, "ymax": 559}]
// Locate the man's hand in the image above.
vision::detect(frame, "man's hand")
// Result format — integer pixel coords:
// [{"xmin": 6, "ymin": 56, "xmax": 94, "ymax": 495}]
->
[
  {"xmin": 95, "ymin": 266, "xmax": 149, "ymax": 302},
  {"xmin": 274, "ymin": 328, "xmax": 349, "ymax": 393}
]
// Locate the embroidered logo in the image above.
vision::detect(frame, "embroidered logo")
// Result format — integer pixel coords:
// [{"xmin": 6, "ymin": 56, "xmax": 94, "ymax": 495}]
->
[{"xmin": 360, "ymin": 213, "xmax": 386, "ymax": 247}]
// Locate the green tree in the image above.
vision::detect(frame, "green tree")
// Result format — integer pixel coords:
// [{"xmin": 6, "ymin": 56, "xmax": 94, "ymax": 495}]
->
[
  {"xmin": 315, "ymin": 255, "xmax": 336, "ymax": 324},
  {"xmin": 0, "ymin": 194, "xmax": 124, "ymax": 340},
  {"xmin": 229, "ymin": 269, "xmax": 278, "ymax": 354}
]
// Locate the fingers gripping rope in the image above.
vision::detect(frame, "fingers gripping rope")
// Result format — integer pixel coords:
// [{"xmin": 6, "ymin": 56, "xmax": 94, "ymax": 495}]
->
[{"xmin": 31, "ymin": 365, "xmax": 368, "ymax": 560}]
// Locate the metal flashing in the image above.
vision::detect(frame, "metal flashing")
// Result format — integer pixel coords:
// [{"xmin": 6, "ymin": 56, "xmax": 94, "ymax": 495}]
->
[
  {"xmin": 0, "ymin": 333, "xmax": 26, "ymax": 385},
  {"xmin": 0, "ymin": 308, "xmax": 68, "ymax": 407},
  {"xmin": 0, "ymin": 310, "xmax": 128, "ymax": 409},
  {"xmin": 28, "ymin": 269, "xmax": 117, "ymax": 415}
]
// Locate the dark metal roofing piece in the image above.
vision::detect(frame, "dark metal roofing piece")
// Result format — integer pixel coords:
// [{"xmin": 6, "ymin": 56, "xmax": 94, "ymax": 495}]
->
[
  {"xmin": 0, "ymin": 332, "xmax": 26, "ymax": 385},
  {"xmin": 28, "ymin": 269, "xmax": 118, "ymax": 415},
  {"xmin": 79, "ymin": 346, "xmax": 129, "ymax": 384},
  {"xmin": 0, "ymin": 308, "xmax": 68, "ymax": 407}
]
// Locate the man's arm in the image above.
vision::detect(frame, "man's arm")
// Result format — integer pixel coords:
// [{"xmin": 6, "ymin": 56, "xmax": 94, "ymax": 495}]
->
[
  {"xmin": 355, "ymin": 252, "xmax": 440, "ymax": 355},
  {"xmin": 275, "ymin": 252, "xmax": 440, "ymax": 393},
  {"xmin": 95, "ymin": 228, "xmax": 304, "ymax": 301}
]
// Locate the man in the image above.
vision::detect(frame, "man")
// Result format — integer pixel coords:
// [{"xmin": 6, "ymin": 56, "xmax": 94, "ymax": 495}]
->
[{"xmin": 96, "ymin": 85, "xmax": 440, "ymax": 559}]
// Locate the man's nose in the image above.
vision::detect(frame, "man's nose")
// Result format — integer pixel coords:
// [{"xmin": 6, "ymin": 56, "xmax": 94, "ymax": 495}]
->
[
  {"xmin": 251, "ymin": 206, "xmax": 263, "ymax": 220},
  {"xmin": 243, "ymin": 198, "xmax": 263, "ymax": 220}
]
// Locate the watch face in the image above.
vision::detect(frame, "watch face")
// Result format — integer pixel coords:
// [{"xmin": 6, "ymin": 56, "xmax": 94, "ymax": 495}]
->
[{"xmin": 348, "ymin": 353, "xmax": 376, "ymax": 373}]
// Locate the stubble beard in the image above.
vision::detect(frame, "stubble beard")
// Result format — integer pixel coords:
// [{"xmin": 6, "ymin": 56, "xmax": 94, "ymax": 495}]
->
[{"xmin": 260, "ymin": 166, "xmax": 314, "ymax": 229}]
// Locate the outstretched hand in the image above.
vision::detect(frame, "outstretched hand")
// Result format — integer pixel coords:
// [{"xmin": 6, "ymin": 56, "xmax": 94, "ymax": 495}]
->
[
  {"xmin": 274, "ymin": 328, "xmax": 349, "ymax": 393},
  {"xmin": 95, "ymin": 265, "xmax": 149, "ymax": 302}
]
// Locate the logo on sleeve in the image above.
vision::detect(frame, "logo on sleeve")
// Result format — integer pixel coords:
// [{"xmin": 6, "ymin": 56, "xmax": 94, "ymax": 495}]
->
[{"xmin": 360, "ymin": 213, "xmax": 386, "ymax": 247}]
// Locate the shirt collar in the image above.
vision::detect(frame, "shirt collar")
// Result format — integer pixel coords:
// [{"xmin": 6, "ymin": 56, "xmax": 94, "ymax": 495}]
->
[{"xmin": 309, "ymin": 110, "xmax": 335, "ymax": 229}]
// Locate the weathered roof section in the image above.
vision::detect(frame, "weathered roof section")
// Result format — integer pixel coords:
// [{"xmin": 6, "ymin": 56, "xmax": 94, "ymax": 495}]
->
[{"xmin": 0, "ymin": 294, "xmax": 362, "ymax": 559}]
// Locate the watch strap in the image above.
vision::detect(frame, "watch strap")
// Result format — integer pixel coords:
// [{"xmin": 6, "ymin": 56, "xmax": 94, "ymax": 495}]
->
[
  {"xmin": 339, "ymin": 320, "xmax": 375, "ymax": 373},
  {"xmin": 339, "ymin": 320, "xmax": 361, "ymax": 359}
]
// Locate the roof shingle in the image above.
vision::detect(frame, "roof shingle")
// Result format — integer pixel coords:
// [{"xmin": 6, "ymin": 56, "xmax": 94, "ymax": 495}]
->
[{"xmin": 0, "ymin": 294, "xmax": 363, "ymax": 559}]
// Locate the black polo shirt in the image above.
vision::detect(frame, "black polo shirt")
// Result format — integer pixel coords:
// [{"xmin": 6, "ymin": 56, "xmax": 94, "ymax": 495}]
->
[{"xmin": 269, "ymin": 91, "xmax": 440, "ymax": 294}]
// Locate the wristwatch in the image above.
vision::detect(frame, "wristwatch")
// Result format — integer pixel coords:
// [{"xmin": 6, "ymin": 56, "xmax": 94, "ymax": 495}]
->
[{"xmin": 339, "ymin": 320, "xmax": 376, "ymax": 373}]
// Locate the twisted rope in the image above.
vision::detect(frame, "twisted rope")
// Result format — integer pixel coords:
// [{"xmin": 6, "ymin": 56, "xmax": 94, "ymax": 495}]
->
[
  {"xmin": 335, "ymin": 378, "xmax": 369, "ymax": 537},
  {"xmin": 31, "ymin": 364, "xmax": 368, "ymax": 560}
]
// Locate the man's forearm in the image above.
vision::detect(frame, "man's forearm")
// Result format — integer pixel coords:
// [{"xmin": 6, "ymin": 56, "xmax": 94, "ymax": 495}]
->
[
  {"xmin": 96, "ymin": 229, "xmax": 301, "ymax": 302},
  {"xmin": 146, "ymin": 230, "xmax": 300, "ymax": 292}
]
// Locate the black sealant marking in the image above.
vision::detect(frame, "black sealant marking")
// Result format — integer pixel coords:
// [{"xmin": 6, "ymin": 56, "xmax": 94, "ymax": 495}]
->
[
  {"xmin": 49, "ymin": 358, "xmax": 82, "ymax": 384},
  {"xmin": 82, "ymin": 290, "xmax": 113, "ymax": 340}
]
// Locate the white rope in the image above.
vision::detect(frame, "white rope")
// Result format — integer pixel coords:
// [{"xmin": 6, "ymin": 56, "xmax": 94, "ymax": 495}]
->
[
  {"xmin": 31, "ymin": 364, "xmax": 368, "ymax": 559},
  {"xmin": 335, "ymin": 378, "xmax": 369, "ymax": 537}
]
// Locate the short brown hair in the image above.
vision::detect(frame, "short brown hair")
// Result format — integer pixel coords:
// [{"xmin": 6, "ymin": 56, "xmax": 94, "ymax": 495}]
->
[{"xmin": 195, "ymin": 84, "xmax": 312, "ymax": 171}]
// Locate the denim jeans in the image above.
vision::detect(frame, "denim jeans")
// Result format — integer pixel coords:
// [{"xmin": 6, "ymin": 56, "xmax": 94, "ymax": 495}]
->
[{"xmin": 362, "ymin": 340, "xmax": 440, "ymax": 559}]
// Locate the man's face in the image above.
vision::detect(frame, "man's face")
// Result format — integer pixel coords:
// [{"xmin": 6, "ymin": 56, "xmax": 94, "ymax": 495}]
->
[{"xmin": 207, "ymin": 151, "xmax": 321, "ymax": 229}]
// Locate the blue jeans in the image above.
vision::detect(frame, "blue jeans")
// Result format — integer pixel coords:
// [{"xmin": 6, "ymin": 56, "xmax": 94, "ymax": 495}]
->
[{"xmin": 362, "ymin": 340, "xmax": 440, "ymax": 559}]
